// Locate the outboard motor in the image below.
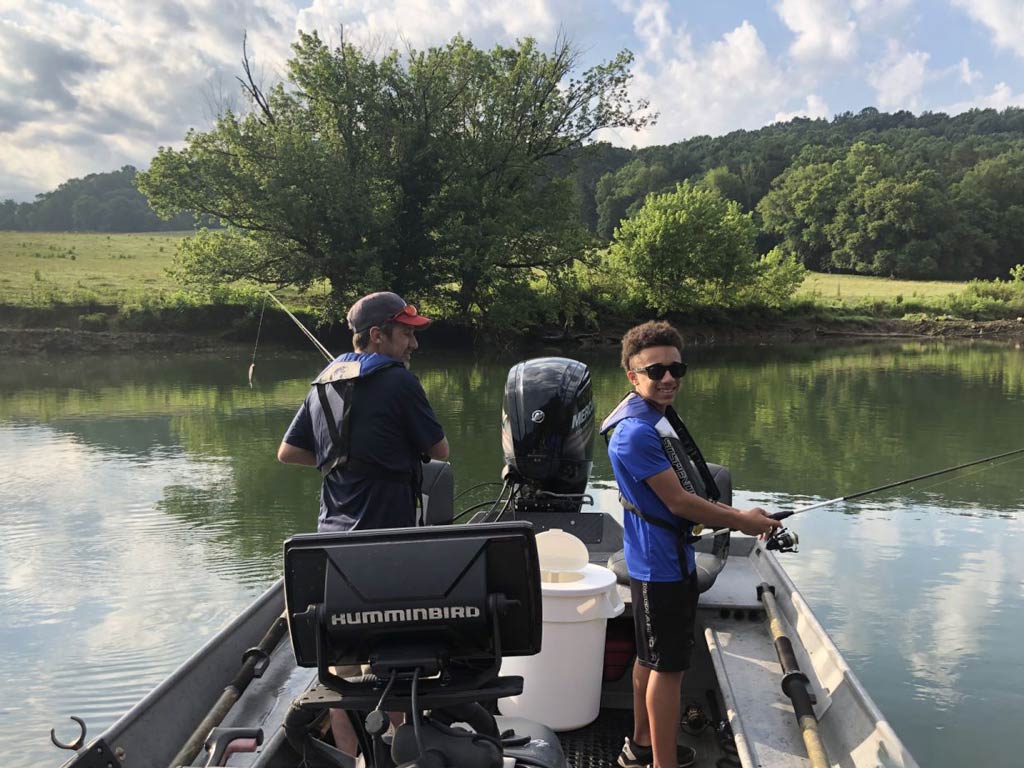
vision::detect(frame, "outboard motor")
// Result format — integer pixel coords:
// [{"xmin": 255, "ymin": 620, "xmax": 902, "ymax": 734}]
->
[{"xmin": 502, "ymin": 357, "xmax": 595, "ymax": 514}]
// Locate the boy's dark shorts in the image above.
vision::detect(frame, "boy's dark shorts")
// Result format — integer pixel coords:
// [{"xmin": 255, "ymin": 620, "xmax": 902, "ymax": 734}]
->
[{"xmin": 630, "ymin": 571, "xmax": 699, "ymax": 672}]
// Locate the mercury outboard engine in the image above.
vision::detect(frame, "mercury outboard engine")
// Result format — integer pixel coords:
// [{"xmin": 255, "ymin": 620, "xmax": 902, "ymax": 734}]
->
[{"xmin": 502, "ymin": 357, "xmax": 595, "ymax": 515}]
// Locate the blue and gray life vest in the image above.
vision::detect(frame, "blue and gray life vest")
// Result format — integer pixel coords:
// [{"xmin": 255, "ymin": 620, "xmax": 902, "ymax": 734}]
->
[
  {"xmin": 309, "ymin": 353, "xmax": 402, "ymax": 478},
  {"xmin": 600, "ymin": 392, "xmax": 721, "ymax": 536}
]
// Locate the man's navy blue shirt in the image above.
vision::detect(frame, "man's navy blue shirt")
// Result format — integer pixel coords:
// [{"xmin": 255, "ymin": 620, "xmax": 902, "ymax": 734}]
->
[{"xmin": 282, "ymin": 353, "xmax": 444, "ymax": 532}]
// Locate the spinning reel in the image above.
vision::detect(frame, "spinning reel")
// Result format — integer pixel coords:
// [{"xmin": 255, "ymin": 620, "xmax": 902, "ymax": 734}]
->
[{"xmin": 765, "ymin": 527, "xmax": 799, "ymax": 553}]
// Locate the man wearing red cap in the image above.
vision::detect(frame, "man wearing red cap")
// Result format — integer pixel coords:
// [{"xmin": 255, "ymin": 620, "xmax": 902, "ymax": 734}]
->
[
  {"xmin": 277, "ymin": 291, "xmax": 449, "ymax": 754},
  {"xmin": 278, "ymin": 290, "xmax": 449, "ymax": 531}
]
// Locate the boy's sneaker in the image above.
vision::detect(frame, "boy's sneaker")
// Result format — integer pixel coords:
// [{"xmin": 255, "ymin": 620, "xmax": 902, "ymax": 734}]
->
[
  {"xmin": 617, "ymin": 738, "xmax": 652, "ymax": 768},
  {"xmin": 616, "ymin": 736, "xmax": 697, "ymax": 768}
]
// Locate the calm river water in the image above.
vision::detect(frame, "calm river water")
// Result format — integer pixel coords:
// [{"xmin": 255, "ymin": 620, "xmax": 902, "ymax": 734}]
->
[{"xmin": 1, "ymin": 341, "xmax": 1022, "ymax": 767}]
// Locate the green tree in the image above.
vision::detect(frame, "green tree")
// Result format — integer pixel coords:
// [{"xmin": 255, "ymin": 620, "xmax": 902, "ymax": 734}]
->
[
  {"xmin": 757, "ymin": 149, "xmax": 845, "ymax": 271},
  {"xmin": 594, "ymin": 160, "xmax": 671, "ymax": 239},
  {"xmin": 760, "ymin": 142, "xmax": 956, "ymax": 277},
  {"xmin": 607, "ymin": 182, "xmax": 803, "ymax": 311},
  {"xmin": 827, "ymin": 164, "xmax": 953, "ymax": 277},
  {"xmin": 953, "ymin": 149, "xmax": 1024, "ymax": 278},
  {"xmin": 137, "ymin": 32, "xmax": 652, "ymax": 320},
  {"xmin": 698, "ymin": 165, "xmax": 749, "ymax": 209}
]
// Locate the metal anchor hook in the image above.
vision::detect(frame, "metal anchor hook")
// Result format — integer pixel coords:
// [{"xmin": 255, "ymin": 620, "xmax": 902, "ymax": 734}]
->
[{"xmin": 50, "ymin": 716, "xmax": 87, "ymax": 751}]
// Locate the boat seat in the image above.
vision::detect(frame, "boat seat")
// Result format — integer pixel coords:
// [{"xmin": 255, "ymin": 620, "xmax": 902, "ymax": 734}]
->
[
  {"xmin": 494, "ymin": 716, "xmax": 569, "ymax": 768},
  {"xmin": 606, "ymin": 462, "xmax": 733, "ymax": 593},
  {"xmin": 421, "ymin": 459, "xmax": 454, "ymax": 525},
  {"xmin": 607, "ymin": 549, "xmax": 726, "ymax": 593}
]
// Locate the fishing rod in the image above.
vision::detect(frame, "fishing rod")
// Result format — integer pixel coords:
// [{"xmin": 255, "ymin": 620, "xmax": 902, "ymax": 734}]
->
[
  {"xmin": 263, "ymin": 291, "xmax": 334, "ymax": 362},
  {"xmin": 694, "ymin": 446, "xmax": 1024, "ymax": 545},
  {"xmin": 248, "ymin": 291, "xmax": 335, "ymax": 385}
]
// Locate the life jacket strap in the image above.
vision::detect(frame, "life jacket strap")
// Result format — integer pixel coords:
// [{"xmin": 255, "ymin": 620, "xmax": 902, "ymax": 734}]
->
[
  {"xmin": 664, "ymin": 407, "xmax": 721, "ymax": 502},
  {"xmin": 618, "ymin": 492, "xmax": 695, "ymax": 537},
  {"xmin": 316, "ymin": 380, "xmax": 354, "ymax": 478}
]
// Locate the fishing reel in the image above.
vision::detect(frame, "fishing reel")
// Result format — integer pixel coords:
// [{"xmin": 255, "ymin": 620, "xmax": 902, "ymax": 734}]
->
[{"xmin": 765, "ymin": 527, "xmax": 799, "ymax": 553}]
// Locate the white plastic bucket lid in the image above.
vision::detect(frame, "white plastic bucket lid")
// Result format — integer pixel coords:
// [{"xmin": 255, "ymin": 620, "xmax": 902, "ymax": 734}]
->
[{"xmin": 536, "ymin": 529, "xmax": 589, "ymax": 583}]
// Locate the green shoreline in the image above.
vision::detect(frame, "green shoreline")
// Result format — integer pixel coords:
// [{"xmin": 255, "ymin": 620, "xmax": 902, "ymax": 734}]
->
[{"xmin": 2, "ymin": 304, "xmax": 1022, "ymax": 357}]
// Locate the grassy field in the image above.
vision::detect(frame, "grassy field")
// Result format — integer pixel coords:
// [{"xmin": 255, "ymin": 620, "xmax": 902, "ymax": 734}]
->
[
  {"xmin": 0, "ymin": 231, "xmax": 187, "ymax": 305},
  {"xmin": 797, "ymin": 272, "xmax": 966, "ymax": 301},
  {"xmin": 0, "ymin": 230, "xmax": 977, "ymax": 312}
]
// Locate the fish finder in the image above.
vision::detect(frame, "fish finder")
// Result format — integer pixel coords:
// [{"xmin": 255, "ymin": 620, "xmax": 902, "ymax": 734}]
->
[{"xmin": 283, "ymin": 521, "xmax": 541, "ymax": 709}]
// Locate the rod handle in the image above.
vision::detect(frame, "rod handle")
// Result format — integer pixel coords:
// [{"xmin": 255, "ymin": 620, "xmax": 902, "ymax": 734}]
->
[{"xmin": 770, "ymin": 510, "xmax": 794, "ymax": 521}]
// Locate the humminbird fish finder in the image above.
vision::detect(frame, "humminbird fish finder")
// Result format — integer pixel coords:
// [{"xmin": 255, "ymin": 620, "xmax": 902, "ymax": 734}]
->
[{"xmin": 284, "ymin": 521, "xmax": 541, "ymax": 711}]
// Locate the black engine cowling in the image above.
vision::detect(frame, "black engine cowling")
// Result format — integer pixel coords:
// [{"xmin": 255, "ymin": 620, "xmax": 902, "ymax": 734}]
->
[{"xmin": 502, "ymin": 357, "xmax": 595, "ymax": 511}]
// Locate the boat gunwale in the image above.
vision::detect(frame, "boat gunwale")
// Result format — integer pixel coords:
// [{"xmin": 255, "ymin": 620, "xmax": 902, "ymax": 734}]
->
[
  {"xmin": 60, "ymin": 579, "xmax": 285, "ymax": 768},
  {"xmin": 752, "ymin": 542, "xmax": 919, "ymax": 767}
]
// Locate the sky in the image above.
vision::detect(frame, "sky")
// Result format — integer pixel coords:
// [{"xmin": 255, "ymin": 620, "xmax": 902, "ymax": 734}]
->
[{"xmin": 2, "ymin": 0, "xmax": 1024, "ymax": 201}]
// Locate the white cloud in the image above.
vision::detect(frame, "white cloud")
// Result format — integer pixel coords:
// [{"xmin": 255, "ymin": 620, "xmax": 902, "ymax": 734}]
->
[
  {"xmin": 851, "ymin": 0, "xmax": 913, "ymax": 12},
  {"xmin": 614, "ymin": 0, "xmax": 676, "ymax": 58},
  {"xmin": 774, "ymin": 0, "xmax": 857, "ymax": 62},
  {"xmin": 850, "ymin": 0, "xmax": 914, "ymax": 30},
  {"xmin": 612, "ymin": 11, "xmax": 795, "ymax": 145},
  {"xmin": 0, "ymin": 0, "xmax": 590, "ymax": 200},
  {"xmin": 0, "ymin": 0, "xmax": 297, "ymax": 200},
  {"xmin": 959, "ymin": 57, "xmax": 980, "ymax": 85},
  {"xmin": 939, "ymin": 81, "xmax": 1024, "ymax": 115},
  {"xmin": 774, "ymin": 93, "xmax": 830, "ymax": 123},
  {"xmin": 951, "ymin": 0, "xmax": 1024, "ymax": 58},
  {"xmin": 295, "ymin": 0, "xmax": 559, "ymax": 51},
  {"xmin": 867, "ymin": 42, "xmax": 930, "ymax": 111}
]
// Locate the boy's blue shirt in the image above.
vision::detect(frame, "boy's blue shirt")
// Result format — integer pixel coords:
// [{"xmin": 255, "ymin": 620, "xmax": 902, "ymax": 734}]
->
[{"xmin": 603, "ymin": 394, "xmax": 695, "ymax": 581}]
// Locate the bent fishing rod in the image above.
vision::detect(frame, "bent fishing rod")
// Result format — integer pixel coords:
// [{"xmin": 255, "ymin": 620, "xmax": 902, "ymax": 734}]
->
[
  {"xmin": 249, "ymin": 291, "xmax": 335, "ymax": 386},
  {"xmin": 694, "ymin": 445, "xmax": 1024, "ymax": 544},
  {"xmin": 264, "ymin": 291, "xmax": 334, "ymax": 361}
]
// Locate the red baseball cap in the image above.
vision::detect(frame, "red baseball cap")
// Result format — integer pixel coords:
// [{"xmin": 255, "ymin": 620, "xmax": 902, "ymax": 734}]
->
[{"xmin": 346, "ymin": 292, "xmax": 431, "ymax": 333}]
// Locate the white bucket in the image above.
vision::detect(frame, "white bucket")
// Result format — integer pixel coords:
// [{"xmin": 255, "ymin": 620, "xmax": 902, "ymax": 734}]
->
[{"xmin": 499, "ymin": 530, "xmax": 625, "ymax": 731}]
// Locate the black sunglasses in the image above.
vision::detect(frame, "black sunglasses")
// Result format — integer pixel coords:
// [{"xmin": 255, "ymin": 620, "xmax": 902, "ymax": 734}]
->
[{"xmin": 631, "ymin": 361, "xmax": 688, "ymax": 380}]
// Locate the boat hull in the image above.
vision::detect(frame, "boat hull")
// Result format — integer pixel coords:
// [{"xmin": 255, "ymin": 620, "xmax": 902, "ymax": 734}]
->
[{"xmin": 58, "ymin": 514, "xmax": 918, "ymax": 768}]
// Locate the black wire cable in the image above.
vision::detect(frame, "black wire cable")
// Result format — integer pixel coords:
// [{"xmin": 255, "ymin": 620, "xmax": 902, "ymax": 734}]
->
[
  {"xmin": 454, "ymin": 480, "xmax": 512, "ymax": 524},
  {"xmin": 452, "ymin": 497, "xmax": 504, "ymax": 521},
  {"xmin": 453, "ymin": 481, "xmax": 505, "ymax": 503},
  {"xmin": 410, "ymin": 667, "xmax": 425, "ymax": 758},
  {"xmin": 483, "ymin": 482, "xmax": 519, "ymax": 524},
  {"xmin": 376, "ymin": 669, "xmax": 397, "ymax": 711}
]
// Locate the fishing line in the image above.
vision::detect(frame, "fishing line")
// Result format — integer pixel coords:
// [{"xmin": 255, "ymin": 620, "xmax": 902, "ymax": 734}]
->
[
  {"xmin": 265, "ymin": 291, "xmax": 334, "ymax": 362},
  {"xmin": 884, "ymin": 450, "xmax": 1024, "ymax": 500},
  {"xmin": 772, "ymin": 445, "xmax": 1024, "ymax": 522},
  {"xmin": 694, "ymin": 445, "xmax": 1024, "ymax": 539},
  {"xmin": 248, "ymin": 294, "xmax": 267, "ymax": 388}
]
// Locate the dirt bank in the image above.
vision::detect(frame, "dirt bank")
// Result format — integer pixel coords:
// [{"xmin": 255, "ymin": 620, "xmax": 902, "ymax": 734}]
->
[
  {"xmin": 2, "ymin": 315, "xmax": 1022, "ymax": 357},
  {"xmin": 0, "ymin": 327, "xmax": 237, "ymax": 356},
  {"xmin": 535, "ymin": 315, "xmax": 1024, "ymax": 350}
]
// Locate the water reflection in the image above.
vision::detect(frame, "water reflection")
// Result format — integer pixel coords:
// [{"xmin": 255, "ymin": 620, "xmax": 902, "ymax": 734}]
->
[
  {"xmin": 0, "ymin": 341, "xmax": 1022, "ymax": 767},
  {"xmin": 765, "ymin": 487, "xmax": 1024, "ymax": 768}
]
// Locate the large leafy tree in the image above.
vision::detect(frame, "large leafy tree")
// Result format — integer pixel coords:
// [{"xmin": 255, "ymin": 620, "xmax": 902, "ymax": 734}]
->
[
  {"xmin": 607, "ymin": 182, "xmax": 804, "ymax": 311},
  {"xmin": 137, "ymin": 32, "xmax": 652, "ymax": 318},
  {"xmin": 759, "ymin": 142, "xmax": 956, "ymax": 278},
  {"xmin": 952, "ymin": 149, "xmax": 1024, "ymax": 278},
  {"xmin": 594, "ymin": 159, "xmax": 671, "ymax": 239}
]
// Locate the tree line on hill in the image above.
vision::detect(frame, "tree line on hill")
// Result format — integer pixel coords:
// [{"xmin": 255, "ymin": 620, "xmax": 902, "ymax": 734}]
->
[
  {"xmin": 8, "ymin": 32, "xmax": 1024, "ymax": 329},
  {"xmin": 0, "ymin": 166, "xmax": 196, "ymax": 232},
  {"xmin": 584, "ymin": 107, "xmax": 1024, "ymax": 280}
]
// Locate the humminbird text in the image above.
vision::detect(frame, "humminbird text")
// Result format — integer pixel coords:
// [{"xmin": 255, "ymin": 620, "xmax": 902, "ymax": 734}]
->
[{"xmin": 331, "ymin": 606, "xmax": 482, "ymax": 626}]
